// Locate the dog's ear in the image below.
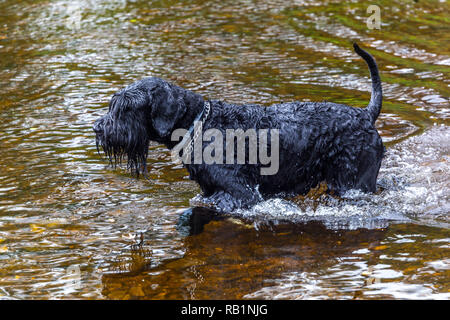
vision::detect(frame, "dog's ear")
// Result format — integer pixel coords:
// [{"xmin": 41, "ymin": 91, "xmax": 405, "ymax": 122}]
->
[{"xmin": 150, "ymin": 84, "xmax": 186, "ymax": 138}]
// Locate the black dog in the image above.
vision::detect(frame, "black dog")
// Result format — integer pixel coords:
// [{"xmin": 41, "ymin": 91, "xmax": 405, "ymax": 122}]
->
[{"xmin": 94, "ymin": 43, "xmax": 384, "ymax": 212}]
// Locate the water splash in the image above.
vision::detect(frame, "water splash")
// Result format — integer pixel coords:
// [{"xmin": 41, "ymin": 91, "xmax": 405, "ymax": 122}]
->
[{"xmin": 235, "ymin": 125, "xmax": 449, "ymax": 230}]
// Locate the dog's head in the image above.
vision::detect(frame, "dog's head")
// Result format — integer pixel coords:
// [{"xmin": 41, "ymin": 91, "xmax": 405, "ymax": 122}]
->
[{"xmin": 93, "ymin": 77, "xmax": 203, "ymax": 176}]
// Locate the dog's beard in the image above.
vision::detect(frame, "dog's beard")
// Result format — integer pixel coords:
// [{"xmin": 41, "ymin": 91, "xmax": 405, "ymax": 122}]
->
[{"xmin": 95, "ymin": 115, "xmax": 150, "ymax": 177}]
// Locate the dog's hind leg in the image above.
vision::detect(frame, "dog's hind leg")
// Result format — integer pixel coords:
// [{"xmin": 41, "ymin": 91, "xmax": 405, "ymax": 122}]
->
[
  {"xmin": 354, "ymin": 148, "xmax": 383, "ymax": 193},
  {"xmin": 324, "ymin": 146, "xmax": 382, "ymax": 195}
]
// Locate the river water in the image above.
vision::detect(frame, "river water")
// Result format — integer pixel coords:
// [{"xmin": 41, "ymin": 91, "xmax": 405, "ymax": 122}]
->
[{"xmin": 0, "ymin": 0, "xmax": 448, "ymax": 299}]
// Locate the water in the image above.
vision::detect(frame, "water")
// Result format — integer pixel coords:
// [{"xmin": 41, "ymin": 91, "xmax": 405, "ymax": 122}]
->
[{"xmin": 0, "ymin": 0, "xmax": 449, "ymax": 299}]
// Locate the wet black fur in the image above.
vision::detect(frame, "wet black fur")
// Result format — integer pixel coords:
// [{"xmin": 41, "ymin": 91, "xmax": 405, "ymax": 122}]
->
[{"xmin": 94, "ymin": 43, "xmax": 385, "ymax": 212}]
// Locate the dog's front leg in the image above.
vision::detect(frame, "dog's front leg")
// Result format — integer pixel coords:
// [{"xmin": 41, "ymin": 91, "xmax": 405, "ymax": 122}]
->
[{"xmin": 195, "ymin": 166, "xmax": 262, "ymax": 213}]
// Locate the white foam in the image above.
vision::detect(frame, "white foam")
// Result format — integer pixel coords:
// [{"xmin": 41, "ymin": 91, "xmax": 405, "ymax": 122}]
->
[{"xmin": 235, "ymin": 126, "xmax": 450, "ymax": 230}]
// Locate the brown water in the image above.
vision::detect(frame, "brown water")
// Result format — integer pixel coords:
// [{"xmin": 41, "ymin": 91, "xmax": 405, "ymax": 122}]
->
[{"xmin": 0, "ymin": 0, "xmax": 449, "ymax": 299}]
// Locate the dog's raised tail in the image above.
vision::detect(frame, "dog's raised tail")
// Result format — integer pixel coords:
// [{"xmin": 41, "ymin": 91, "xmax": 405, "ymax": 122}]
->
[{"xmin": 353, "ymin": 43, "xmax": 382, "ymax": 123}]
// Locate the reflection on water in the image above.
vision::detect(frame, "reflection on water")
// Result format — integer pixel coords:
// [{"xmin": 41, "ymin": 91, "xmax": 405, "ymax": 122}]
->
[
  {"xmin": 101, "ymin": 207, "xmax": 449, "ymax": 300},
  {"xmin": 0, "ymin": 0, "xmax": 448, "ymax": 299}
]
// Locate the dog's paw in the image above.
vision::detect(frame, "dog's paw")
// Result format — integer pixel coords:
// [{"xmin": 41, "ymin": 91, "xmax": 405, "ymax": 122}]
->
[
  {"xmin": 198, "ymin": 192, "xmax": 241, "ymax": 213},
  {"xmin": 199, "ymin": 191, "xmax": 262, "ymax": 213},
  {"xmin": 189, "ymin": 194, "xmax": 218, "ymax": 209}
]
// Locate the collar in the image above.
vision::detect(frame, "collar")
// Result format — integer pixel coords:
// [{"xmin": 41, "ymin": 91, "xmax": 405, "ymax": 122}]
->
[
  {"xmin": 187, "ymin": 100, "xmax": 211, "ymax": 136},
  {"xmin": 174, "ymin": 101, "xmax": 211, "ymax": 154}
]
